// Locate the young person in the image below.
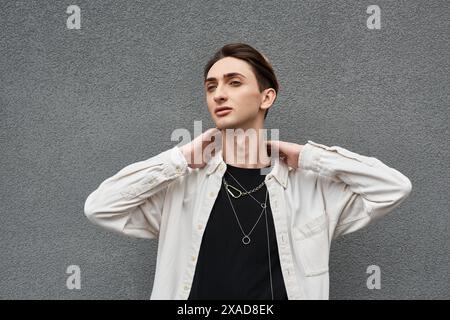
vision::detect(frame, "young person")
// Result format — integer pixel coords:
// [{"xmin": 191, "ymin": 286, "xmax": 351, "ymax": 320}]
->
[{"xmin": 84, "ymin": 43, "xmax": 412, "ymax": 300}]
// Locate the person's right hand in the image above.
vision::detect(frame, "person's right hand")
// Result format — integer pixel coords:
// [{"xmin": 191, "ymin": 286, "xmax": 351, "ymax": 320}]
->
[{"xmin": 180, "ymin": 128, "xmax": 221, "ymax": 169}]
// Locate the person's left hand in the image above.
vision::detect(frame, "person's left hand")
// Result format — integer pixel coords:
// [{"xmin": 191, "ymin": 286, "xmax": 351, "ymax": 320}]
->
[{"xmin": 265, "ymin": 140, "xmax": 304, "ymax": 169}]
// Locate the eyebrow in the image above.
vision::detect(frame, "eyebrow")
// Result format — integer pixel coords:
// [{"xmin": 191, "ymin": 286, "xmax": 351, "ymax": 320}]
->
[{"xmin": 204, "ymin": 72, "xmax": 246, "ymax": 84}]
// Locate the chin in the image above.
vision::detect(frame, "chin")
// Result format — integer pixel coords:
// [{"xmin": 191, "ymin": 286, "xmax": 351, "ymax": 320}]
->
[
  {"xmin": 216, "ymin": 122, "xmax": 239, "ymax": 131},
  {"xmin": 213, "ymin": 118, "xmax": 232, "ymax": 129}
]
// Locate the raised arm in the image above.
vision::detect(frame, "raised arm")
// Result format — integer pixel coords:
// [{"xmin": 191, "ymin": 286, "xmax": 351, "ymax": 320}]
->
[
  {"xmin": 84, "ymin": 145, "xmax": 189, "ymax": 239},
  {"xmin": 299, "ymin": 140, "xmax": 412, "ymax": 240}
]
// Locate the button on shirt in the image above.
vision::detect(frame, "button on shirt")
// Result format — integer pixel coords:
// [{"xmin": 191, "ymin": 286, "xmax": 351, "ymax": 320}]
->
[
  {"xmin": 188, "ymin": 163, "xmax": 288, "ymax": 300},
  {"xmin": 84, "ymin": 140, "xmax": 412, "ymax": 299}
]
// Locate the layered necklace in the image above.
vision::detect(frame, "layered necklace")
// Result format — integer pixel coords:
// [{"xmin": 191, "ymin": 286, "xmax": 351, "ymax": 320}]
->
[{"xmin": 222, "ymin": 169, "xmax": 274, "ymax": 299}]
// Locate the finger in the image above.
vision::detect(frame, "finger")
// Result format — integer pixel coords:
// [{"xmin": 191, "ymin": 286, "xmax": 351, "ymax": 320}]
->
[
  {"xmin": 202, "ymin": 128, "xmax": 219, "ymax": 141},
  {"xmin": 266, "ymin": 140, "xmax": 281, "ymax": 149}
]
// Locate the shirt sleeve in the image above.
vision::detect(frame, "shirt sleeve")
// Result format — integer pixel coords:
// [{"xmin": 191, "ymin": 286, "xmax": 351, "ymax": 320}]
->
[
  {"xmin": 299, "ymin": 140, "xmax": 412, "ymax": 240},
  {"xmin": 84, "ymin": 145, "xmax": 189, "ymax": 239}
]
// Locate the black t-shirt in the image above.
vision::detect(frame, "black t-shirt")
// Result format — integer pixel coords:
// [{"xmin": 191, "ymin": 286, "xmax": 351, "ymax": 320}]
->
[{"xmin": 188, "ymin": 163, "xmax": 288, "ymax": 300}]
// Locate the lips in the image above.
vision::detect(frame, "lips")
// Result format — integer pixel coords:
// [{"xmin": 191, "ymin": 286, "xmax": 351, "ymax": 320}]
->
[
  {"xmin": 214, "ymin": 106, "xmax": 233, "ymax": 117},
  {"xmin": 215, "ymin": 106, "xmax": 232, "ymax": 114}
]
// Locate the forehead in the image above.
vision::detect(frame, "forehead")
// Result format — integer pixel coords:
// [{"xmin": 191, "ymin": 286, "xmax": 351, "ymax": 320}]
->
[{"xmin": 206, "ymin": 57, "xmax": 254, "ymax": 80}]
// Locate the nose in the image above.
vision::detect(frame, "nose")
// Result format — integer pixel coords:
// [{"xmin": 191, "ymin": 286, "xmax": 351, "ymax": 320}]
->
[{"xmin": 213, "ymin": 84, "xmax": 227, "ymax": 103}]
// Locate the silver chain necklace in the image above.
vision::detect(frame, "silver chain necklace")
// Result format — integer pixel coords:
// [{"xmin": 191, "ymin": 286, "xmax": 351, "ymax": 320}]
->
[
  {"xmin": 222, "ymin": 170, "xmax": 274, "ymax": 300},
  {"xmin": 223, "ymin": 177, "xmax": 268, "ymax": 245},
  {"xmin": 225, "ymin": 171, "xmax": 267, "ymax": 203},
  {"xmin": 223, "ymin": 176, "xmax": 266, "ymax": 199}
]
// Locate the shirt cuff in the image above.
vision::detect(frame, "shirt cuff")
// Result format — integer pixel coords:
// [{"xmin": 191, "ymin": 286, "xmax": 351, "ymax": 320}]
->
[
  {"xmin": 298, "ymin": 141, "xmax": 327, "ymax": 172},
  {"xmin": 166, "ymin": 145, "xmax": 189, "ymax": 176}
]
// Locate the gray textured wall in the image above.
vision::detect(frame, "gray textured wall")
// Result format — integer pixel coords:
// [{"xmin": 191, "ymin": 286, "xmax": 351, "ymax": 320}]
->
[{"xmin": 1, "ymin": 0, "xmax": 448, "ymax": 299}]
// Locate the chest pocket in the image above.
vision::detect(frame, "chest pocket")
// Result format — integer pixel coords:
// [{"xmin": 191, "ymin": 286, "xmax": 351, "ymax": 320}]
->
[{"xmin": 293, "ymin": 213, "xmax": 330, "ymax": 276}]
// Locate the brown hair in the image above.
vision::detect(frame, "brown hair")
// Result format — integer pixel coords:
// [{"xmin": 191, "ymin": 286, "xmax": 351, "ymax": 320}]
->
[{"xmin": 203, "ymin": 43, "xmax": 279, "ymax": 120}]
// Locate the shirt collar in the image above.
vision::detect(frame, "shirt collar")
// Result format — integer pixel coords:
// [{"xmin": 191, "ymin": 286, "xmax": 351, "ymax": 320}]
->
[{"xmin": 205, "ymin": 147, "xmax": 292, "ymax": 189}]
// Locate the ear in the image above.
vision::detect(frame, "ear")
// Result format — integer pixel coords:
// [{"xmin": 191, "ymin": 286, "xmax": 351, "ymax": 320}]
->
[{"xmin": 261, "ymin": 88, "xmax": 276, "ymax": 110}]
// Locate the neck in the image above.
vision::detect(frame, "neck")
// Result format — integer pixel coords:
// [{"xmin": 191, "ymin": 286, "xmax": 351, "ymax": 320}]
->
[{"xmin": 220, "ymin": 127, "xmax": 271, "ymax": 169}]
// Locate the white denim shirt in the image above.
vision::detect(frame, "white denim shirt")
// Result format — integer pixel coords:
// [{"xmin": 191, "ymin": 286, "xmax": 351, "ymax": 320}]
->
[{"xmin": 84, "ymin": 140, "xmax": 412, "ymax": 300}]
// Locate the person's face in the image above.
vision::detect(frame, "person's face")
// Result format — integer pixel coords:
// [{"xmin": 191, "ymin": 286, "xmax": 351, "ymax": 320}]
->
[{"xmin": 204, "ymin": 57, "xmax": 272, "ymax": 130}]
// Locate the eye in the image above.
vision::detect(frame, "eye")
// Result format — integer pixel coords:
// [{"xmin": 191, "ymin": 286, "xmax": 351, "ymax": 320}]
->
[{"xmin": 206, "ymin": 80, "xmax": 241, "ymax": 92}]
